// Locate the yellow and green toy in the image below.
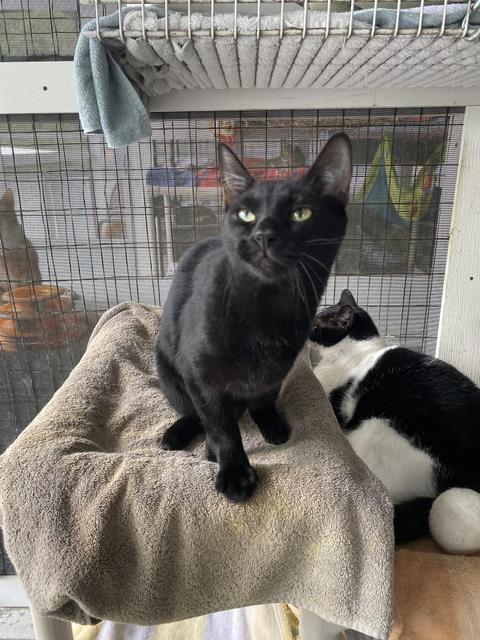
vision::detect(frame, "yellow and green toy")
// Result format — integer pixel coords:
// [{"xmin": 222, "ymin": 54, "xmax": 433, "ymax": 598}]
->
[{"xmin": 358, "ymin": 136, "xmax": 444, "ymax": 226}]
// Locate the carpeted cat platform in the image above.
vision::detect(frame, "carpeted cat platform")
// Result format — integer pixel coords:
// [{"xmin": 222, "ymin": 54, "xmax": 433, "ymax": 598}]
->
[{"xmin": 0, "ymin": 302, "xmax": 394, "ymax": 639}]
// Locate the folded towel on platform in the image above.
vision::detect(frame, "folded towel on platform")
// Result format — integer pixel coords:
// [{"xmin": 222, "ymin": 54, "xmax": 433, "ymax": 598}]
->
[{"xmin": 0, "ymin": 302, "xmax": 393, "ymax": 639}]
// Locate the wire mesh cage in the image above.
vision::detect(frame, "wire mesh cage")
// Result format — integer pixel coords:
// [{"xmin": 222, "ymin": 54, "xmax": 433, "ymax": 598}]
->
[
  {"xmin": 0, "ymin": 106, "xmax": 462, "ymax": 572},
  {"xmin": 0, "ymin": 0, "xmax": 115, "ymax": 60}
]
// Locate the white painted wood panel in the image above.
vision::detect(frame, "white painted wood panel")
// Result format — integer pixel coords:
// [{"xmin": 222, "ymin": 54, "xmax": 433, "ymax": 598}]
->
[
  {"xmin": 299, "ymin": 609, "xmax": 346, "ymax": 640},
  {"xmin": 2, "ymin": 62, "xmax": 480, "ymax": 114},
  {"xmin": 30, "ymin": 607, "xmax": 73, "ymax": 640},
  {"xmin": 0, "ymin": 576, "xmax": 28, "ymax": 607},
  {"xmin": 436, "ymin": 106, "xmax": 480, "ymax": 383}
]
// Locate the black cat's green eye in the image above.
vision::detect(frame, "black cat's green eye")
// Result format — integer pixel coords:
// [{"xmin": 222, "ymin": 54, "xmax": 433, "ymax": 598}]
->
[
  {"xmin": 291, "ymin": 207, "xmax": 313, "ymax": 222},
  {"xmin": 237, "ymin": 209, "xmax": 256, "ymax": 223}
]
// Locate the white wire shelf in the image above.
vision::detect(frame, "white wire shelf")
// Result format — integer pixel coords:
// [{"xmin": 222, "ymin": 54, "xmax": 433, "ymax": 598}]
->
[
  {"xmin": 83, "ymin": 0, "xmax": 480, "ymax": 39},
  {"xmin": 81, "ymin": 26, "xmax": 476, "ymax": 37},
  {"xmin": 78, "ymin": 0, "xmax": 480, "ymax": 93}
]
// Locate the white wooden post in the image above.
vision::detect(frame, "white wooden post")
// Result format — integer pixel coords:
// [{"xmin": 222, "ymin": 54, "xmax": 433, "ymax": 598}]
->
[
  {"xmin": 299, "ymin": 609, "xmax": 345, "ymax": 640},
  {"xmin": 436, "ymin": 106, "xmax": 480, "ymax": 384},
  {"xmin": 29, "ymin": 606, "xmax": 74, "ymax": 640}
]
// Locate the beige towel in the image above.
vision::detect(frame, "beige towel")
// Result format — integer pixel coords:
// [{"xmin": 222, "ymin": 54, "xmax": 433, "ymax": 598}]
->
[{"xmin": 0, "ymin": 302, "xmax": 393, "ymax": 638}]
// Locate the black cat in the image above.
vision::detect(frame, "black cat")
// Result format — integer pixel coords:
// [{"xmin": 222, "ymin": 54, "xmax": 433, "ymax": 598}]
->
[
  {"xmin": 156, "ymin": 135, "xmax": 352, "ymax": 502},
  {"xmin": 311, "ymin": 289, "xmax": 480, "ymax": 548}
]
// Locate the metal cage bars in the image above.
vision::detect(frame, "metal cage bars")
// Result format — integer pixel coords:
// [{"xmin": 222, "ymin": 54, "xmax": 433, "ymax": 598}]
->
[{"xmin": 83, "ymin": 0, "xmax": 480, "ymax": 41}]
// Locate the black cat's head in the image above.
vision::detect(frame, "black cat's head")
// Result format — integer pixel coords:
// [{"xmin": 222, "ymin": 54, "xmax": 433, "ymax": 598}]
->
[
  {"xmin": 310, "ymin": 289, "xmax": 379, "ymax": 347},
  {"xmin": 218, "ymin": 134, "xmax": 352, "ymax": 282}
]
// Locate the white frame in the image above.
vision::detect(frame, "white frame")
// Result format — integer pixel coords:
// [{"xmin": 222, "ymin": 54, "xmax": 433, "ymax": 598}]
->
[
  {"xmin": 30, "ymin": 607, "xmax": 74, "ymax": 640},
  {"xmin": 435, "ymin": 105, "xmax": 480, "ymax": 384},
  {"xmin": 0, "ymin": 575, "xmax": 28, "ymax": 607},
  {"xmin": 2, "ymin": 62, "xmax": 480, "ymax": 114}
]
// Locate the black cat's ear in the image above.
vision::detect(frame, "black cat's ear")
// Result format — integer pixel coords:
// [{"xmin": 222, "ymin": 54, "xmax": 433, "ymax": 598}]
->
[
  {"xmin": 315, "ymin": 305, "xmax": 354, "ymax": 330},
  {"xmin": 218, "ymin": 143, "xmax": 254, "ymax": 205},
  {"xmin": 0, "ymin": 189, "xmax": 14, "ymax": 211},
  {"xmin": 340, "ymin": 289, "xmax": 358, "ymax": 308},
  {"xmin": 305, "ymin": 133, "xmax": 352, "ymax": 205}
]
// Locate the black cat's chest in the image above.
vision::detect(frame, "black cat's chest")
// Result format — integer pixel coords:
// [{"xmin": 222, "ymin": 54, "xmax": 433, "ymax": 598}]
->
[
  {"xmin": 210, "ymin": 278, "xmax": 309, "ymax": 350},
  {"xmin": 198, "ymin": 342, "xmax": 296, "ymax": 399},
  {"xmin": 200, "ymin": 302, "xmax": 306, "ymax": 398}
]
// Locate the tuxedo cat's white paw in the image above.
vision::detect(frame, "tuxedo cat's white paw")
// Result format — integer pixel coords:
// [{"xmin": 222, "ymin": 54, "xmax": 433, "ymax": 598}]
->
[{"xmin": 429, "ymin": 488, "xmax": 480, "ymax": 554}]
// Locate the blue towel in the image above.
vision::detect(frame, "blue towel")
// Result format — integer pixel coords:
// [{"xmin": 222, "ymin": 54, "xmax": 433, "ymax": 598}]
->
[
  {"xmin": 352, "ymin": 3, "xmax": 479, "ymax": 29},
  {"xmin": 73, "ymin": 9, "xmax": 152, "ymax": 148}
]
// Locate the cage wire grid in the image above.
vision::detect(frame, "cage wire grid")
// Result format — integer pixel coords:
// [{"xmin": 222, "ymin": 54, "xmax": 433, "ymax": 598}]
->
[
  {"xmin": 0, "ymin": 0, "xmax": 114, "ymax": 61},
  {"xmin": 0, "ymin": 106, "xmax": 463, "ymax": 573},
  {"xmin": 2, "ymin": 0, "xmax": 480, "ymax": 62}
]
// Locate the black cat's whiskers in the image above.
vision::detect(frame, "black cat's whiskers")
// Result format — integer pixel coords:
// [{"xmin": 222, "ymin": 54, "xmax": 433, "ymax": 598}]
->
[
  {"xmin": 303, "ymin": 261, "xmax": 326, "ymax": 291},
  {"xmin": 303, "ymin": 236, "xmax": 344, "ymax": 246},
  {"xmin": 298, "ymin": 255, "xmax": 328, "ymax": 314},
  {"xmin": 299, "ymin": 251, "xmax": 330, "ymax": 274},
  {"xmin": 298, "ymin": 260, "xmax": 320, "ymax": 309},
  {"xmin": 290, "ymin": 268, "xmax": 310, "ymax": 322},
  {"xmin": 221, "ymin": 273, "xmax": 233, "ymax": 324}
]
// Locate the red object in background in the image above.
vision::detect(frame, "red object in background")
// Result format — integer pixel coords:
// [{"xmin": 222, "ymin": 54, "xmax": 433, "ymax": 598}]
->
[
  {"xmin": 198, "ymin": 160, "xmax": 308, "ymax": 187},
  {"xmin": 197, "ymin": 167, "xmax": 221, "ymax": 187},
  {"xmin": 264, "ymin": 166, "xmax": 309, "ymax": 180}
]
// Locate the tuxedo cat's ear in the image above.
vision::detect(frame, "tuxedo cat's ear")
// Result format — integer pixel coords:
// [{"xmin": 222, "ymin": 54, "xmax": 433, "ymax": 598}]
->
[
  {"xmin": 315, "ymin": 305, "xmax": 354, "ymax": 330},
  {"xmin": 305, "ymin": 133, "xmax": 352, "ymax": 205},
  {"xmin": 340, "ymin": 289, "xmax": 358, "ymax": 308},
  {"xmin": 218, "ymin": 144, "xmax": 254, "ymax": 205},
  {"xmin": 0, "ymin": 189, "xmax": 14, "ymax": 211}
]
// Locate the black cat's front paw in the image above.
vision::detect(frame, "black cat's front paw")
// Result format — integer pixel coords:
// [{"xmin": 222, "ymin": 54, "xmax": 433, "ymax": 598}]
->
[
  {"xmin": 261, "ymin": 417, "xmax": 290, "ymax": 445},
  {"xmin": 205, "ymin": 443, "xmax": 217, "ymax": 462},
  {"xmin": 215, "ymin": 463, "xmax": 258, "ymax": 502},
  {"xmin": 250, "ymin": 405, "xmax": 291, "ymax": 445},
  {"xmin": 161, "ymin": 416, "xmax": 203, "ymax": 450}
]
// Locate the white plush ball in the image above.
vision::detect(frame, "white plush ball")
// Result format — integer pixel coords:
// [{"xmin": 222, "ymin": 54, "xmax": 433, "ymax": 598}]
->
[{"xmin": 429, "ymin": 488, "xmax": 480, "ymax": 554}]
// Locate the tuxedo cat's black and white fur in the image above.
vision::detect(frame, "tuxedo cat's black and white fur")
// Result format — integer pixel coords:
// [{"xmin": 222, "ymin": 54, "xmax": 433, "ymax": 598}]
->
[{"xmin": 311, "ymin": 289, "xmax": 480, "ymax": 554}]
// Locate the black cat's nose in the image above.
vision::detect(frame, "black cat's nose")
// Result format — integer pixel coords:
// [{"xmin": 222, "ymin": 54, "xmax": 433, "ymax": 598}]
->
[{"xmin": 254, "ymin": 231, "xmax": 277, "ymax": 252}]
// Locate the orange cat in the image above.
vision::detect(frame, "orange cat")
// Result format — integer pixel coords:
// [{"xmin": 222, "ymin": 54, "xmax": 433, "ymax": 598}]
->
[{"xmin": 0, "ymin": 189, "xmax": 41, "ymax": 293}]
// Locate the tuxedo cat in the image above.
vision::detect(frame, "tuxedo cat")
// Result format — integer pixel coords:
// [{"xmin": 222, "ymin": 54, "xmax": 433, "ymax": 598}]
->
[
  {"xmin": 156, "ymin": 134, "xmax": 352, "ymax": 502},
  {"xmin": 311, "ymin": 289, "xmax": 480, "ymax": 551}
]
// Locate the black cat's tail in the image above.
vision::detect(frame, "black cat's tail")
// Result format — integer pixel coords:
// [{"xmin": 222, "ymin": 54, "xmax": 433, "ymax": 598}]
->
[
  {"xmin": 395, "ymin": 488, "xmax": 480, "ymax": 554},
  {"xmin": 394, "ymin": 497, "xmax": 434, "ymax": 544}
]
